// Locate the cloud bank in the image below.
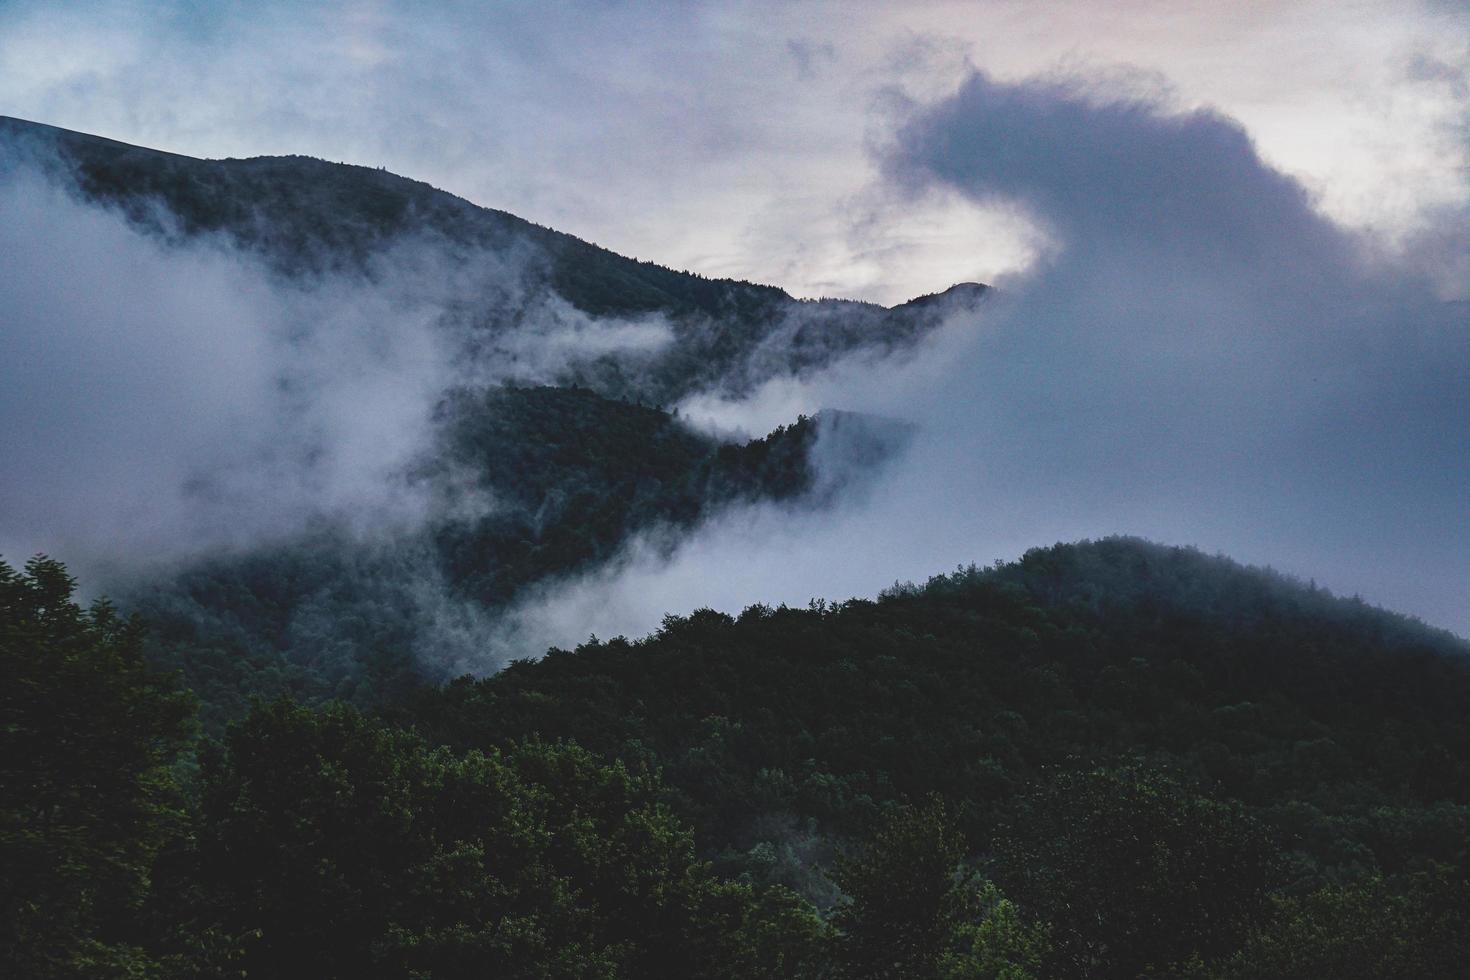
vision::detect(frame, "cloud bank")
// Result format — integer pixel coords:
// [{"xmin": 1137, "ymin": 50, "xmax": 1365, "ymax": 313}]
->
[
  {"xmin": 506, "ymin": 68, "xmax": 1470, "ymax": 646},
  {"xmin": 3, "ymin": 57, "xmax": 1467, "ymax": 669}
]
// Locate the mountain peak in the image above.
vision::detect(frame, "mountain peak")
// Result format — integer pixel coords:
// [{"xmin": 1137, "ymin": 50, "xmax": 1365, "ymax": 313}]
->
[{"xmin": 895, "ymin": 281, "xmax": 990, "ymax": 310}]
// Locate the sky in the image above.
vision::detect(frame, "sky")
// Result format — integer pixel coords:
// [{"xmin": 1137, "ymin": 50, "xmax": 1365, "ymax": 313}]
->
[
  {"xmin": 519, "ymin": 62, "xmax": 1470, "ymax": 644},
  {"xmin": 2, "ymin": 0, "xmax": 1467, "ymax": 304},
  {"xmin": 2, "ymin": 0, "xmax": 1468, "ymax": 645}
]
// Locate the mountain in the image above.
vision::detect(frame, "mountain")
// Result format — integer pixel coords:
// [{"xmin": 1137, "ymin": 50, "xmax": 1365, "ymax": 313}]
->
[
  {"xmin": 0, "ymin": 115, "xmax": 986, "ymax": 405},
  {"xmin": 1, "ymin": 117, "xmax": 951, "ymax": 720},
  {"xmin": 410, "ymin": 534, "xmax": 1470, "ymax": 854},
  {"xmin": 401, "ymin": 536, "xmax": 1470, "ymax": 974},
  {"xmin": 9, "ymin": 117, "xmax": 1467, "ymax": 976}
]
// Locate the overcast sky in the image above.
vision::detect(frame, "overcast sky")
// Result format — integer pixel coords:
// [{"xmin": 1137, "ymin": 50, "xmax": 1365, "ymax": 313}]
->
[
  {"xmin": 3, "ymin": 0, "xmax": 1469, "ymax": 641},
  {"xmin": 3, "ymin": 0, "xmax": 1467, "ymax": 304}
]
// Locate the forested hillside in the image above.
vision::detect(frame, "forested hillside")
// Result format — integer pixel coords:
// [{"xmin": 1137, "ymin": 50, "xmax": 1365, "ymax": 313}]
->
[
  {"xmin": 6, "ymin": 539, "xmax": 1468, "ymax": 977},
  {"xmin": 123, "ymin": 385, "xmax": 909, "ymax": 730},
  {"xmin": 412, "ymin": 538, "xmax": 1470, "ymax": 863}
]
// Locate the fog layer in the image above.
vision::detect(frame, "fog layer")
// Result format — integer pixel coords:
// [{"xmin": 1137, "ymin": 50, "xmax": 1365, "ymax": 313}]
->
[
  {"xmin": 0, "ymin": 152, "xmax": 667, "ymax": 582},
  {"xmin": 3, "ymin": 68, "xmax": 1467, "ymax": 666}
]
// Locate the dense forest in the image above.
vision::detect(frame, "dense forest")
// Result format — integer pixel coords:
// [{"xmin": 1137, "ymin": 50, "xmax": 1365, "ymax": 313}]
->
[
  {"xmin": 120, "ymin": 384, "xmax": 910, "ymax": 732},
  {"xmin": 6, "ymin": 538, "xmax": 1469, "ymax": 977}
]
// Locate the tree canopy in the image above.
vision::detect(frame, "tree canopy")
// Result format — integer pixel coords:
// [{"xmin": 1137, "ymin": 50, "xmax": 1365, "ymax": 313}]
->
[{"xmin": 6, "ymin": 541, "xmax": 1470, "ymax": 976}]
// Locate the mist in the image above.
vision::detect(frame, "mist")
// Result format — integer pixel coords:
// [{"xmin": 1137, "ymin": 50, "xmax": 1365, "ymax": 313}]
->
[
  {"xmin": 0, "ymin": 146, "xmax": 664, "ymax": 586},
  {"xmin": 0, "ymin": 133, "xmax": 930, "ymax": 676},
  {"xmin": 505, "ymin": 68, "xmax": 1470, "ymax": 649},
  {"xmin": 3, "ymin": 64, "xmax": 1468, "ymax": 678}
]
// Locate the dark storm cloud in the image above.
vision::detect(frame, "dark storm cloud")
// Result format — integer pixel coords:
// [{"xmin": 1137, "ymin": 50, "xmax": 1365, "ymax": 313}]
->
[
  {"xmin": 529, "ymin": 69, "xmax": 1469, "ymax": 644},
  {"xmin": 874, "ymin": 71, "xmax": 1470, "ymax": 632},
  {"xmin": 886, "ymin": 73, "xmax": 1356, "ymax": 274}
]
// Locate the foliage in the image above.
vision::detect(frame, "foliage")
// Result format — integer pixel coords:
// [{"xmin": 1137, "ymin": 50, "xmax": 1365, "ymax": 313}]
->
[
  {"xmin": 195, "ymin": 699, "xmax": 826, "ymax": 978},
  {"xmin": 991, "ymin": 765, "xmax": 1277, "ymax": 977},
  {"xmin": 0, "ymin": 556, "xmax": 195, "ymax": 977},
  {"xmin": 128, "ymin": 386, "xmax": 859, "ymax": 732},
  {"xmin": 407, "ymin": 539, "xmax": 1470, "ymax": 974},
  {"xmin": 7, "ymin": 538, "xmax": 1470, "ymax": 975},
  {"xmin": 1188, "ymin": 868, "xmax": 1470, "ymax": 979},
  {"xmin": 826, "ymin": 796, "xmax": 1051, "ymax": 980},
  {"xmin": 938, "ymin": 880, "xmax": 1051, "ymax": 980},
  {"xmin": 410, "ymin": 539, "xmax": 1470, "ymax": 885},
  {"xmin": 831, "ymin": 797, "xmax": 968, "ymax": 978},
  {"xmin": 430, "ymin": 385, "xmax": 823, "ymax": 606}
]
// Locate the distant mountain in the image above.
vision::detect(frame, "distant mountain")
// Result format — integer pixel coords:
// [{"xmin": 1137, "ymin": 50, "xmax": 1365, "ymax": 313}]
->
[
  {"xmin": 0, "ymin": 115, "xmax": 986, "ymax": 405},
  {"xmin": 2, "ymin": 116, "xmax": 960, "ymax": 718}
]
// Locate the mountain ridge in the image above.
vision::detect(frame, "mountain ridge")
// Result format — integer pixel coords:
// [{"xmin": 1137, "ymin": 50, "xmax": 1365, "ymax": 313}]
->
[
  {"xmin": 0, "ymin": 114, "xmax": 984, "ymax": 315},
  {"xmin": 1, "ymin": 115, "xmax": 987, "ymax": 407}
]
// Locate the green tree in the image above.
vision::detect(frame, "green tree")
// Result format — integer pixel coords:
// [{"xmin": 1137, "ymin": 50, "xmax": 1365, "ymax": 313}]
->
[
  {"xmin": 1197, "ymin": 869, "xmax": 1470, "ymax": 979},
  {"xmin": 197, "ymin": 699, "xmax": 827, "ymax": 978},
  {"xmin": 993, "ymin": 766, "xmax": 1279, "ymax": 979},
  {"xmin": 831, "ymin": 797, "xmax": 1049, "ymax": 979},
  {"xmin": 0, "ymin": 555, "xmax": 195, "ymax": 976},
  {"xmin": 939, "ymin": 879, "xmax": 1050, "ymax": 980},
  {"xmin": 833, "ymin": 796, "xmax": 968, "ymax": 978}
]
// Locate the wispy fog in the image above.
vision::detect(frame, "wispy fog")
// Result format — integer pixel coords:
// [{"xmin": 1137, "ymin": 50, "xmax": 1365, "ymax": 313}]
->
[
  {"xmin": 0, "ymin": 148, "xmax": 666, "ymax": 586},
  {"xmin": 0, "ymin": 133, "xmax": 940, "ymax": 675}
]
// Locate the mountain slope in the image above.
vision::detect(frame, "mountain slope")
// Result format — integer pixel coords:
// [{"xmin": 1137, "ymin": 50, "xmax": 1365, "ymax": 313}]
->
[
  {"xmin": 2, "ymin": 116, "xmax": 945, "ymax": 724},
  {"xmin": 0, "ymin": 115, "xmax": 986, "ymax": 404},
  {"xmin": 124, "ymin": 385, "xmax": 911, "ymax": 729},
  {"xmin": 8, "ymin": 539, "xmax": 1470, "ymax": 978}
]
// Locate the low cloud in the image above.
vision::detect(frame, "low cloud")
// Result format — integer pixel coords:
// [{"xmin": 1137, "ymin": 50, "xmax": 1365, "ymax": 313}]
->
[
  {"xmin": 0, "ymin": 148, "xmax": 676, "ymax": 586},
  {"xmin": 511, "ymin": 68, "xmax": 1470, "ymax": 645},
  {"xmin": 0, "ymin": 136, "xmax": 948, "ymax": 677}
]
